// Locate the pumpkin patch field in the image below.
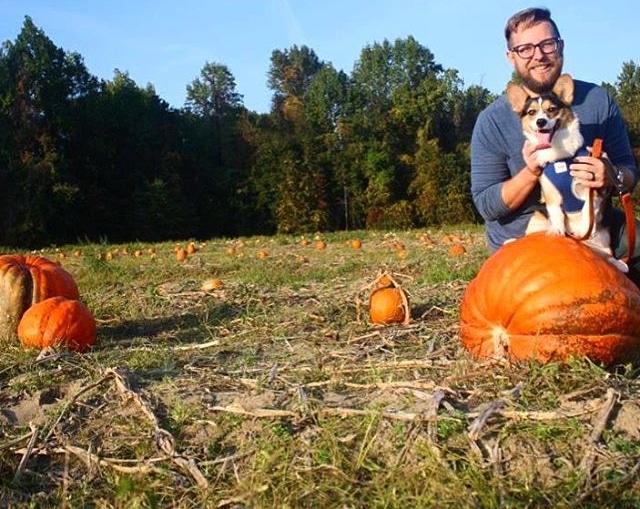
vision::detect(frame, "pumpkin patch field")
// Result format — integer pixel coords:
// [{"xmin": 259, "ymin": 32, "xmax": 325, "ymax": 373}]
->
[{"xmin": 1, "ymin": 227, "xmax": 639, "ymax": 508}]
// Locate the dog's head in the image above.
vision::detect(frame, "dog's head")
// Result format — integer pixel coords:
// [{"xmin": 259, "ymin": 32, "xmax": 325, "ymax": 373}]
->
[{"xmin": 506, "ymin": 74, "xmax": 577, "ymax": 150}]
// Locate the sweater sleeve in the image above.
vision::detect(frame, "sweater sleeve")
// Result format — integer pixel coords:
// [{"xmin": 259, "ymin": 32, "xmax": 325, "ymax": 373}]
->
[
  {"xmin": 573, "ymin": 81, "xmax": 637, "ymax": 187},
  {"xmin": 470, "ymin": 108, "xmax": 515, "ymax": 221},
  {"xmin": 603, "ymin": 94, "xmax": 638, "ymax": 188},
  {"xmin": 470, "ymin": 97, "xmax": 543, "ymax": 250}
]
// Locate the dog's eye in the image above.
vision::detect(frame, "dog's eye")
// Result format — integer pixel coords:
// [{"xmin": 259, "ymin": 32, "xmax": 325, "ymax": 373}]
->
[
  {"xmin": 526, "ymin": 109, "xmax": 537, "ymax": 116},
  {"xmin": 547, "ymin": 106, "xmax": 558, "ymax": 113}
]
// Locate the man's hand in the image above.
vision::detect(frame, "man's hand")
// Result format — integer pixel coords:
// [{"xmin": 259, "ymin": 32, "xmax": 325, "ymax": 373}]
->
[
  {"xmin": 522, "ymin": 140, "xmax": 543, "ymax": 176},
  {"xmin": 570, "ymin": 150, "xmax": 612, "ymax": 189}
]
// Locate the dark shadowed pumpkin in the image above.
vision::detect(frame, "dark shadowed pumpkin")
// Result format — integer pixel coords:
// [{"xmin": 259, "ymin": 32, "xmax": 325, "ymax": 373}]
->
[
  {"xmin": 459, "ymin": 233, "xmax": 640, "ymax": 366},
  {"xmin": 0, "ymin": 255, "xmax": 80, "ymax": 341},
  {"xmin": 17, "ymin": 296, "xmax": 96, "ymax": 352}
]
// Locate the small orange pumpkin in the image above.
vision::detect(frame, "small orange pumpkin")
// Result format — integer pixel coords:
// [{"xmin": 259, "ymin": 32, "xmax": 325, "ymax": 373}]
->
[
  {"xmin": 17, "ymin": 296, "xmax": 96, "ymax": 352},
  {"xmin": 449, "ymin": 243, "xmax": 466, "ymax": 256},
  {"xmin": 0, "ymin": 255, "xmax": 80, "ymax": 340},
  {"xmin": 459, "ymin": 233, "xmax": 640, "ymax": 365},
  {"xmin": 201, "ymin": 278, "xmax": 224, "ymax": 291},
  {"xmin": 176, "ymin": 248, "xmax": 188, "ymax": 261},
  {"xmin": 369, "ymin": 286, "xmax": 410, "ymax": 325}
]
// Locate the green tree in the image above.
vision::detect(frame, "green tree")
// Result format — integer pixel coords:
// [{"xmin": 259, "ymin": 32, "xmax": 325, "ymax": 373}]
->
[
  {"xmin": 612, "ymin": 61, "xmax": 640, "ymax": 152},
  {"xmin": 268, "ymin": 44, "xmax": 323, "ymax": 120},
  {"xmin": 303, "ymin": 66, "xmax": 351, "ymax": 228},
  {"xmin": 65, "ymin": 69, "xmax": 190, "ymax": 242},
  {"xmin": 344, "ymin": 36, "xmax": 447, "ymax": 227},
  {"xmin": 250, "ymin": 45, "xmax": 332, "ymax": 234},
  {"xmin": 186, "ymin": 62, "xmax": 243, "ymax": 116},
  {"xmin": 184, "ymin": 61, "xmax": 251, "ymax": 237},
  {"xmin": 0, "ymin": 16, "xmax": 98, "ymax": 246}
]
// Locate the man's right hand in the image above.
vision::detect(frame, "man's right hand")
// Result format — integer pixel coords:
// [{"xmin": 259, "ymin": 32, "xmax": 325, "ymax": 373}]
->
[{"xmin": 522, "ymin": 140, "xmax": 543, "ymax": 177}]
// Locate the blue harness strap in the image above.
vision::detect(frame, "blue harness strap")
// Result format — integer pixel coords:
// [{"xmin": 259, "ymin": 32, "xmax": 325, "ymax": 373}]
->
[{"xmin": 541, "ymin": 147, "xmax": 589, "ymax": 213}]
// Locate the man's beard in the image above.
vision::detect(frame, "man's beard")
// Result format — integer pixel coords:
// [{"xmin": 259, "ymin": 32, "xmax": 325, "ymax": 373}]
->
[{"xmin": 520, "ymin": 66, "xmax": 562, "ymax": 94}]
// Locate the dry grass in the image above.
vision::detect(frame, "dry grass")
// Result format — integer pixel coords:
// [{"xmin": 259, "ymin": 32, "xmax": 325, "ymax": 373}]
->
[{"xmin": 1, "ymin": 226, "xmax": 639, "ymax": 508}]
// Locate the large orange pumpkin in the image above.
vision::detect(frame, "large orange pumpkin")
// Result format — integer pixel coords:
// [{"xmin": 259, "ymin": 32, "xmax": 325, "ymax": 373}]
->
[
  {"xmin": 459, "ymin": 233, "xmax": 640, "ymax": 365},
  {"xmin": 0, "ymin": 255, "xmax": 80, "ymax": 340},
  {"xmin": 17, "ymin": 296, "xmax": 96, "ymax": 352}
]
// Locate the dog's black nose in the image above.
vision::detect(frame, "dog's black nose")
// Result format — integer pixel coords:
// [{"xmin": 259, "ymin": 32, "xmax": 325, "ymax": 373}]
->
[{"xmin": 536, "ymin": 118, "xmax": 548, "ymax": 128}]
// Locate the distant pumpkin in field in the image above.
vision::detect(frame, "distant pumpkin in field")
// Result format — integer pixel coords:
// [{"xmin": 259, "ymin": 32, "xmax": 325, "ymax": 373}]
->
[
  {"xmin": 449, "ymin": 243, "xmax": 466, "ymax": 256},
  {"xmin": 201, "ymin": 278, "xmax": 224, "ymax": 291},
  {"xmin": 176, "ymin": 248, "xmax": 188, "ymax": 261},
  {"xmin": 17, "ymin": 296, "xmax": 96, "ymax": 352}
]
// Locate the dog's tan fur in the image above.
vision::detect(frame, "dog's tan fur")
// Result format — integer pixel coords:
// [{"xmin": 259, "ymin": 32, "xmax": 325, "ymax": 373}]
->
[{"xmin": 506, "ymin": 74, "xmax": 627, "ymax": 272}]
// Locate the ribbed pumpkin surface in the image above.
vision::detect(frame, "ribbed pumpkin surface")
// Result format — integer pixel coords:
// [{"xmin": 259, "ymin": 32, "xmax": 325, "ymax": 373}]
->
[
  {"xmin": 17, "ymin": 296, "xmax": 96, "ymax": 352},
  {"xmin": 0, "ymin": 255, "xmax": 80, "ymax": 340},
  {"xmin": 459, "ymin": 233, "xmax": 640, "ymax": 365}
]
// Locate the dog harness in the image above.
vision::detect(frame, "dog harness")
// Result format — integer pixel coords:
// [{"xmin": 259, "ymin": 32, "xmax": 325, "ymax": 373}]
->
[{"xmin": 541, "ymin": 147, "xmax": 590, "ymax": 213}]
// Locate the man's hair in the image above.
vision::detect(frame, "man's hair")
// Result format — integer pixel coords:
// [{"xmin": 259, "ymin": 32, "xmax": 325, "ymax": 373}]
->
[{"xmin": 504, "ymin": 7, "xmax": 561, "ymax": 46}]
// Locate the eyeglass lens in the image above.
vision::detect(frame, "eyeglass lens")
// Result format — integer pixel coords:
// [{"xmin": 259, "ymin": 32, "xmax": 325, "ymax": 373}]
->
[{"xmin": 512, "ymin": 39, "xmax": 559, "ymax": 58}]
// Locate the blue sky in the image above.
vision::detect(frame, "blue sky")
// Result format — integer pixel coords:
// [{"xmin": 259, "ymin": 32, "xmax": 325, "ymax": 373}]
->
[{"xmin": 1, "ymin": 1, "xmax": 637, "ymax": 113}]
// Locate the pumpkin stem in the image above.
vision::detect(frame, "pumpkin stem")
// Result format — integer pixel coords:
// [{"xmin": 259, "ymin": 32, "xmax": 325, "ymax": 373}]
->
[{"xmin": 490, "ymin": 326, "xmax": 510, "ymax": 360}]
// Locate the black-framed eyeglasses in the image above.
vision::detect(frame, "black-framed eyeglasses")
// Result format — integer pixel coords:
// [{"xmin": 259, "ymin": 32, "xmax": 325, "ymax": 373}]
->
[{"xmin": 509, "ymin": 37, "xmax": 562, "ymax": 59}]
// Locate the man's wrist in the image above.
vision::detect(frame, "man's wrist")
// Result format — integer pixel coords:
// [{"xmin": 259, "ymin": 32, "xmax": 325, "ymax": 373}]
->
[
  {"xmin": 524, "ymin": 165, "xmax": 542, "ymax": 177},
  {"xmin": 604, "ymin": 158, "xmax": 631, "ymax": 192},
  {"xmin": 616, "ymin": 166, "xmax": 627, "ymax": 190}
]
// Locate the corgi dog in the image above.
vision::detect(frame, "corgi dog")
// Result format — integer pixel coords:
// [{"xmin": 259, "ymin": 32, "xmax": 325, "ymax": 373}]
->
[{"xmin": 506, "ymin": 73, "xmax": 627, "ymax": 272}]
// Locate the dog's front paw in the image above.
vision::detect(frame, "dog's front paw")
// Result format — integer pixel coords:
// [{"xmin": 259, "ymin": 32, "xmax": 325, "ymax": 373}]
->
[
  {"xmin": 546, "ymin": 226, "xmax": 565, "ymax": 236},
  {"xmin": 609, "ymin": 257, "xmax": 629, "ymax": 273}
]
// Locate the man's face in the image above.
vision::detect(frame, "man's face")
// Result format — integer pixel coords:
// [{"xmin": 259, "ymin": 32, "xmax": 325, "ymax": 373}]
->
[{"xmin": 506, "ymin": 21, "xmax": 563, "ymax": 93}]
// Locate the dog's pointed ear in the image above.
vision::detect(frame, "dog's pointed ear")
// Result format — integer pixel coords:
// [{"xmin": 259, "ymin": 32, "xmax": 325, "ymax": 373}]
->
[
  {"xmin": 506, "ymin": 83, "xmax": 529, "ymax": 114},
  {"xmin": 552, "ymin": 74, "xmax": 575, "ymax": 106}
]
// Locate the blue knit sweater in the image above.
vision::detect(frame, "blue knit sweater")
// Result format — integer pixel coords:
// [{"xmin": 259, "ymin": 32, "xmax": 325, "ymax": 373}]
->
[{"xmin": 470, "ymin": 79, "xmax": 637, "ymax": 252}]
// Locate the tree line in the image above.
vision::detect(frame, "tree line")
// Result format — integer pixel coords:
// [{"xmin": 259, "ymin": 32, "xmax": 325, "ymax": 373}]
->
[{"xmin": 1, "ymin": 17, "xmax": 639, "ymax": 248}]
